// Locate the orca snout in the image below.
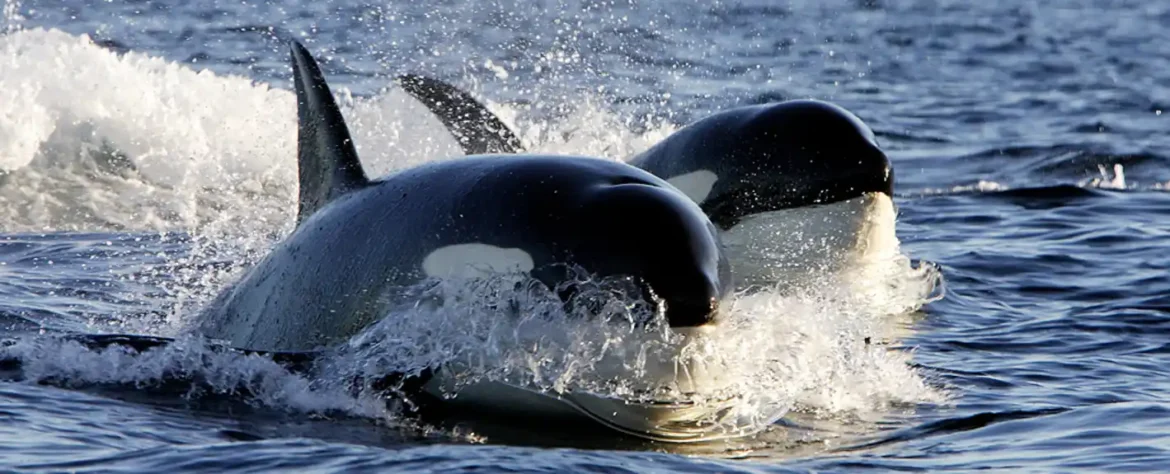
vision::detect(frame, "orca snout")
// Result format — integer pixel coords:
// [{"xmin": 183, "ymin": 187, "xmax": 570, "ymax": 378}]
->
[
  {"xmin": 575, "ymin": 180, "xmax": 732, "ymax": 328},
  {"xmin": 776, "ymin": 100, "xmax": 893, "ymax": 199},
  {"xmin": 661, "ymin": 280, "xmax": 722, "ymax": 328}
]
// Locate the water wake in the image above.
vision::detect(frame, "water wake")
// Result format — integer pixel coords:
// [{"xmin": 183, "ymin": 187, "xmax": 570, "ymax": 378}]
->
[{"xmin": 2, "ymin": 254, "xmax": 947, "ymax": 439}]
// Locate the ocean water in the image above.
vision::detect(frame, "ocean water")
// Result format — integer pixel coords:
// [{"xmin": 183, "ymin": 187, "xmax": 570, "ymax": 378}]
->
[{"xmin": 1, "ymin": 0, "xmax": 1169, "ymax": 472}]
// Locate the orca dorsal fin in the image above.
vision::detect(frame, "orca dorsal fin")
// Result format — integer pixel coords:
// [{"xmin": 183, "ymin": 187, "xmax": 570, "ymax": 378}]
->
[
  {"xmin": 397, "ymin": 74, "xmax": 524, "ymax": 155},
  {"xmin": 289, "ymin": 40, "xmax": 369, "ymax": 225}
]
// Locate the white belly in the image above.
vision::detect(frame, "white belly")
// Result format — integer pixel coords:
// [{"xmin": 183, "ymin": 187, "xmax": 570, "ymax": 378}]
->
[
  {"xmin": 421, "ymin": 375, "xmax": 770, "ymax": 443},
  {"xmin": 417, "ymin": 323, "xmax": 773, "ymax": 443},
  {"xmin": 721, "ymin": 192, "xmax": 898, "ymax": 289}
]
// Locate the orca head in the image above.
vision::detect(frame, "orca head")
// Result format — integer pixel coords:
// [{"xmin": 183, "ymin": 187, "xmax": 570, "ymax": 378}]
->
[
  {"xmin": 698, "ymin": 99, "xmax": 892, "ymax": 229},
  {"xmin": 549, "ymin": 176, "xmax": 732, "ymax": 329},
  {"xmin": 389, "ymin": 74, "xmax": 894, "ymax": 230}
]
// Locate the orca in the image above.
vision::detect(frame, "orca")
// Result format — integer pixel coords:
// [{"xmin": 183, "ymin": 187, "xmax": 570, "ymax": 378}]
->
[
  {"xmin": 197, "ymin": 40, "xmax": 728, "ymax": 349},
  {"xmin": 394, "ymin": 77, "xmax": 899, "ymax": 286},
  {"xmin": 182, "ymin": 40, "xmax": 744, "ymax": 442}
]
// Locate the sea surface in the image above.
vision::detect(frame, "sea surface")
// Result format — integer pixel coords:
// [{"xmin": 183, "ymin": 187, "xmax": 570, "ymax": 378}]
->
[{"xmin": 1, "ymin": 0, "xmax": 1169, "ymax": 472}]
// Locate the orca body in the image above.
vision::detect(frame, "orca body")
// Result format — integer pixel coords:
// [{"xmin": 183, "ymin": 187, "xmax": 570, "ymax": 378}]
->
[
  {"xmin": 394, "ymin": 77, "xmax": 900, "ymax": 286},
  {"xmin": 628, "ymin": 101, "xmax": 898, "ymax": 286}
]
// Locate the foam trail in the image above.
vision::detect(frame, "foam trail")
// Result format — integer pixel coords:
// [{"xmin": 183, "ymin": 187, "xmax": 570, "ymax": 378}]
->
[{"xmin": 0, "ymin": 334, "xmax": 392, "ymax": 418}]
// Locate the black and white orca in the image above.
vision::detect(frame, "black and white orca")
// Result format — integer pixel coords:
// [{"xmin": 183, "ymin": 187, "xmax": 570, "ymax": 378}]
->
[
  {"xmin": 186, "ymin": 41, "xmax": 741, "ymax": 441},
  {"xmin": 395, "ymin": 76, "xmax": 899, "ymax": 286}
]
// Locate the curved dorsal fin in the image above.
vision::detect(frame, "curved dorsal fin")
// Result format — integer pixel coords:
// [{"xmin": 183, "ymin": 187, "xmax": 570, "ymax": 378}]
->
[
  {"xmin": 397, "ymin": 74, "xmax": 524, "ymax": 155},
  {"xmin": 289, "ymin": 40, "xmax": 370, "ymax": 225}
]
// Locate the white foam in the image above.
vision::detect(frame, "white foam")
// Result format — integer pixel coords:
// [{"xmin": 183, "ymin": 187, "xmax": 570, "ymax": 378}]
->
[
  {"xmin": 511, "ymin": 94, "xmax": 678, "ymax": 160},
  {"xmin": 918, "ymin": 180, "xmax": 1008, "ymax": 195},
  {"xmin": 0, "ymin": 28, "xmax": 463, "ymax": 235},
  {"xmin": 2, "ymin": 253, "xmax": 945, "ymax": 438},
  {"xmin": 1080, "ymin": 163, "xmax": 1127, "ymax": 189},
  {"xmin": 313, "ymin": 256, "xmax": 947, "ymax": 436},
  {"xmin": 0, "ymin": 28, "xmax": 669, "ymax": 238},
  {"xmin": 2, "ymin": 0, "xmax": 22, "ymax": 33},
  {"xmin": 917, "ymin": 163, "xmax": 1151, "ymax": 195},
  {"xmin": 0, "ymin": 334, "xmax": 394, "ymax": 418}
]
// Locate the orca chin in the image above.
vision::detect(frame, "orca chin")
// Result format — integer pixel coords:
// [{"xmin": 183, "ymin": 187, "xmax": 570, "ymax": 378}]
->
[
  {"xmin": 723, "ymin": 192, "xmax": 899, "ymax": 288},
  {"xmin": 420, "ymin": 379, "xmax": 757, "ymax": 443},
  {"xmin": 418, "ymin": 323, "xmax": 761, "ymax": 443}
]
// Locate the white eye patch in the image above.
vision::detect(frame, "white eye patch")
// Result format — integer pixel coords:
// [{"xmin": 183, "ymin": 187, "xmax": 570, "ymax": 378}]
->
[
  {"xmin": 422, "ymin": 243, "xmax": 535, "ymax": 279},
  {"xmin": 666, "ymin": 169, "xmax": 719, "ymax": 204}
]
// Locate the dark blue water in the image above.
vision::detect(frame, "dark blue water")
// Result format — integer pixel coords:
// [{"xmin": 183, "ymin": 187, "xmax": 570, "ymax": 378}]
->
[{"xmin": 2, "ymin": 0, "xmax": 1169, "ymax": 471}]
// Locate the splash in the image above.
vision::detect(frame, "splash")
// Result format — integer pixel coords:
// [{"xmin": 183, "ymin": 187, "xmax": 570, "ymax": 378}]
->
[
  {"xmin": 1080, "ymin": 163, "xmax": 1127, "ymax": 189},
  {"xmin": 0, "ymin": 28, "xmax": 465, "ymax": 235},
  {"xmin": 0, "ymin": 334, "xmax": 393, "ymax": 418},
  {"xmin": 314, "ymin": 253, "xmax": 946, "ymax": 435},
  {"xmin": 2, "ymin": 0, "xmax": 20, "ymax": 33},
  {"xmin": 0, "ymin": 28, "xmax": 674, "ymax": 236},
  {"xmin": 0, "ymin": 28, "xmax": 669, "ymax": 314},
  {"xmin": 1, "ymin": 252, "xmax": 944, "ymax": 439}
]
